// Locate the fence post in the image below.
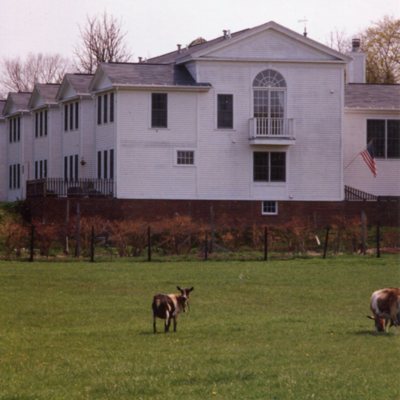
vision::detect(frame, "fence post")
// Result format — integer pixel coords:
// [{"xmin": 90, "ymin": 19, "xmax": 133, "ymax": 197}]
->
[
  {"xmin": 75, "ymin": 202, "xmax": 81, "ymax": 258},
  {"xmin": 204, "ymin": 231, "xmax": 208, "ymax": 261},
  {"xmin": 264, "ymin": 226, "xmax": 268, "ymax": 261},
  {"xmin": 147, "ymin": 226, "xmax": 152, "ymax": 262},
  {"xmin": 361, "ymin": 210, "xmax": 367, "ymax": 255},
  {"xmin": 323, "ymin": 226, "xmax": 330, "ymax": 259},
  {"xmin": 376, "ymin": 221, "xmax": 381, "ymax": 258},
  {"xmin": 90, "ymin": 226, "xmax": 95, "ymax": 262},
  {"xmin": 29, "ymin": 224, "xmax": 35, "ymax": 262},
  {"xmin": 64, "ymin": 199, "xmax": 70, "ymax": 255}
]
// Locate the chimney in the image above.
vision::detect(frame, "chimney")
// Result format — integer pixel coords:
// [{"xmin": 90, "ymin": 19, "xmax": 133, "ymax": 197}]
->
[
  {"xmin": 346, "ymin": 38, "xmax": 366, "ymax": 83},
  {"xmin": 223, "ymin": 29, "xmax": 231, "ymax": 39},
  {"xmin": 352, "ymin": 38, "xmax": 361, "ymax": 52},
  {"xmin": 138, "ymin": 57, "xmax": 143, "ymax": 63},
  {"xmin": 177, "ymin": 44, "xmax": 182, "ymax": 53}
]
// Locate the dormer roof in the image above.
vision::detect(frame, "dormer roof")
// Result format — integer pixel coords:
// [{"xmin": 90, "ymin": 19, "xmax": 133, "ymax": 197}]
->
[
  {"xmin": 56, "ymin": 73, "xmax": 94, "ymax": 101},
  {"xmin": 3, "ymin": 92, "xmax": 31, "ymax": 116},
  {"xmin": 0, "ymin": 100, "xmax": 6, "ymax": 121},
  {"xmin": 28, "ymin": 83, "xmax": 61, "ymax": 109}
]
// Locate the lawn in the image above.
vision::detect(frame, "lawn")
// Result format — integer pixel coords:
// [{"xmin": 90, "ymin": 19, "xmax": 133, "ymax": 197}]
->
[{"xmin": 0, "ymin": 255, "xmax": 399, "ymax": 400}]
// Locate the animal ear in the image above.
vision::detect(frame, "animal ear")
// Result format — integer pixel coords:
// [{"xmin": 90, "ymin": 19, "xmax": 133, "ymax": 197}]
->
[
  {"xmin": 189, "ymin": 287, "xmax": 194, "ymax": 292},
  {"xmin": 177, "ymin": 286, "xmax": 182, "ymax": 292}
]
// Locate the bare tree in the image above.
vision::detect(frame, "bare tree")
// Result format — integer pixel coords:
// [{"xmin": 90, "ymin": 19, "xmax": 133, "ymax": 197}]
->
[
  {"xmin": 326, "ymin": 29, "xmax": 352, "ymax": 54},
  {"xmin": 0, "ymin": 53, "xmax": 71, "ymax": 95},
  {"xmin": 360, "ymin": 16, "xmax": 400, "ymax": 84},
  {"xmin": 74, "ymin": 12, "xmax": 132, "ymax": 74}
]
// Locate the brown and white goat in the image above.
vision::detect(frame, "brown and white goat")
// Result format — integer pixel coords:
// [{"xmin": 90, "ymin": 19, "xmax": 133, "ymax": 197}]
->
[
  {"xmin": 368, "ymin": 288, "xmax": 400, "ymax": 332},
  {"xmin": 152, "ymin": 286, "xmax": 194, "ymax": 333}
]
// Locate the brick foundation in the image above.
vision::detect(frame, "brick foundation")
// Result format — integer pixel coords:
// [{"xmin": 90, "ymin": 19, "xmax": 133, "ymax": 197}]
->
[{"xmin": 26, "ymin": 198, "xmax": 400, "ymax": 228}]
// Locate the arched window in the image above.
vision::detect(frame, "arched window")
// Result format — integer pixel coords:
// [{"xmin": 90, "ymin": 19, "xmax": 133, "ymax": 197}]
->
[{"xmin": 253, "ymin": 70, "xmax": 286, "ymax": 136}]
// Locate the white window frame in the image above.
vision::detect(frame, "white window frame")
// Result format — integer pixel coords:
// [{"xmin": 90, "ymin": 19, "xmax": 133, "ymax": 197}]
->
[
  {"xmin": 175, "ymin": 149, "xmax": 195, "ymax": 166},
  {"xmin": 261, "ymin": 201, "xmax": 278, "ymax": 215}
]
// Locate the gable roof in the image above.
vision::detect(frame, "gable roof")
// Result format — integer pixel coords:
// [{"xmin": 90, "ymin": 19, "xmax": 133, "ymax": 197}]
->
[
  {"xmin": 90, "ymin": 62, "xmax": 211, "ymax": 91},
  {"xmin": 148, "ymin": 28, "xmax": 250, "ymax": 64},
  {"xmin": 149, "ymin": 21, "xmax": 350, "ymax": 64},
  {"xmin": 345, "ymin": 84, "xmax": 400, "ymax": 110},
  {"xmin": 66, "ymin": 73, "xmax": 93, "ymax": 94},
  {"xmin": 3, "ymin": 92, "xmax": 31, "ymax": 116},
  {"xmin": 0, "ymin": 100, "xmax": 6, "ymax": 120},
  {"xmin": 29, "ymin": 83, "xmax": 60, "ymax": 108},
  {"xmin": 56, "ymin": 73, "xmax": 94, "ymax": 100}
]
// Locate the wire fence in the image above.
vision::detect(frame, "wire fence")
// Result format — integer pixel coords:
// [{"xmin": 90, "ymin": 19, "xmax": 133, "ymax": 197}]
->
[{"xmin": 0, "ymin": 214, "xmax": 398, "ymax": 262}]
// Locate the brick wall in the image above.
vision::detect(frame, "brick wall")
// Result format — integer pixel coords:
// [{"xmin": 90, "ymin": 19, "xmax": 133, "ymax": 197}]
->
[{"xmin": 27, "ymin": 198, "xmax": 399, "ymax": 228}]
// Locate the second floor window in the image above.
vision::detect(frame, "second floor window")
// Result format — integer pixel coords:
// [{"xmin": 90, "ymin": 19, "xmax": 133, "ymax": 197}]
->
[
  {"xmin": 9, "ymin": 116, "xmax": 21, "ymax": 143},
  {"xmin": 253, "ymin": 151, "xmax": 286, "ymax": 182},
  {"xmin": 64, "ymin": 102, "xmax": 79, "ymax": 131},
  {"xmin": 35, "ymin": 109, "xmax": 48, "ymax": 137},
  {"xmin": 253, "ymin": 69, "xmax": 286, "ymax": 136},
  {"xmin": 151, "ymin": 93, "xmax": 168, "ymax": 128},
  {"xmin": 217, "ymin": 94, "xmax": 233, "ymax": 129},
  {"xmin": 367, "ymin": 119, "xmax": 400, "ymax": 159},
  {"xmin": 97, "ymin": 92, "xmax": 114, "ymax": 125}
]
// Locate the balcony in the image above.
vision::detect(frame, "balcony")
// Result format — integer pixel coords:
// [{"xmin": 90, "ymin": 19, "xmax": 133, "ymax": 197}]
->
[
  {"xmin": 249, "ymin": 117, "xmax": 295, "ymax": 145},
  {"xmin": 26, "ymin": 178, "xmax": 115, "ymax": 199}
]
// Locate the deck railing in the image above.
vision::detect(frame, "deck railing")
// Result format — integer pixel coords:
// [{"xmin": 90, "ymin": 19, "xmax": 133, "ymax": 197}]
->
[
  {"xmin": 27, "ymin": 178, "xmax": 115, "ymax": 198},
  {"xmin": 249, "ymin": 117, "xmax": 294, "ymax": 139},
  {"xmin": 344, "ymin": 185, "xmax": 377, "ymax": 201}
]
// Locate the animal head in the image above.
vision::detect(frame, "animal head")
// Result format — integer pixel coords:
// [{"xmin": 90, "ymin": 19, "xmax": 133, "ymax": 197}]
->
[
  {"xmin": 367, "ymin": 315, "xmax": 386, "ymax": 332},
  {"xmin": 177, "ymin": 286, "xmax": 194, "ymax": 312},
  {"xmin": 177, "ymin": 286, "xmax": 194, "ymax": 299}
]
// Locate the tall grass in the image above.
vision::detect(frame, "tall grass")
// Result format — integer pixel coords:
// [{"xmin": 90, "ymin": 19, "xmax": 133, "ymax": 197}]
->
[{"xmin": 0, "ymin": 255, "xmax": 399, "ymax": 399}]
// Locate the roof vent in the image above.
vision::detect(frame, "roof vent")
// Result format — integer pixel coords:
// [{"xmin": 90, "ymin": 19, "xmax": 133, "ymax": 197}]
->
[
  {"xmin": 352, "ymin": 38, "xmax": 361, "ymax": 52},
  {"xmin": 223, "ymin": 29, "xmax": 231, "ymax": 39}
]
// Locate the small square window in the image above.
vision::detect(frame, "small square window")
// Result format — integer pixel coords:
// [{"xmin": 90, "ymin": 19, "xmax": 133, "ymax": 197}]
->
[
  {"xmin": 261, "ymin": 201, "xmax": 278, "ymax": 215},
  {"xmin": 177, "ymin": 150, "xmax": 194, "ymax": 165}
]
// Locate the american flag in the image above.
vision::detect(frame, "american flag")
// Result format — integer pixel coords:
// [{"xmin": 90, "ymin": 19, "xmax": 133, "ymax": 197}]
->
[{"xmin": 360, "ymin": 140, "xmax": 377, "ymax": 177}]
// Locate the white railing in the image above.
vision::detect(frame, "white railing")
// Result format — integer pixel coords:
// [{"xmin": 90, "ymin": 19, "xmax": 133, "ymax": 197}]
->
[{"xmin": 249, "ymin": 118, "xmax": 294, "ymax": 139}]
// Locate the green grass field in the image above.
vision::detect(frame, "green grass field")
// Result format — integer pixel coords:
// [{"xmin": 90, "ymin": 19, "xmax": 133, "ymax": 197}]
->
[{"xmin": 0, "ymin": 256, "xmax": 399, "ymax": 400}]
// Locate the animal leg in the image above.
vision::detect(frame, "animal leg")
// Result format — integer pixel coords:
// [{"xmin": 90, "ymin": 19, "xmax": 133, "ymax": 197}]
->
[
  {"xmin": 165, "ymin": 311, "xmax": 170, "ymax": 333},
  {"xmin": 173, "ymin": 317, "xmax": 177, "ymax": 332},
  {"xmin": 153, "ymin": 315, "xmax": 157, "ymax": 333}
]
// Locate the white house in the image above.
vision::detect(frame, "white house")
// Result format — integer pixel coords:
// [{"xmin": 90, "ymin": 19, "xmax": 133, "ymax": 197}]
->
[
  {"xmin": 28, "ymin": 84, "xmax": 62, "ymax": 181},
  {"xmin": 56, "ymin": 73, "xmax": 95, "ymax": 182},
  {"xmin": 0, "ymin": 100, "xmax": 6, "ymax": 201},
  {"xmin": 90, "ymin": 21, "xmax": 351, "ymax": 207},
  {"xmin": 1, "ymin": 20, "xmax": 399, "ymax": 223},
  {"xmin": 3, "ymin": 92, "xmax": 32, "ymax": 201},
  {"xmin": 344, "ymin": 86, "xmax": 400, "ymax": 197}
]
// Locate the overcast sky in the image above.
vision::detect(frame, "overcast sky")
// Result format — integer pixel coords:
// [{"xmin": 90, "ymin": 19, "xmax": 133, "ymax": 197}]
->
[{"xmin": 1, "ymin": 0, "xmax": 399, "ymax": 63}]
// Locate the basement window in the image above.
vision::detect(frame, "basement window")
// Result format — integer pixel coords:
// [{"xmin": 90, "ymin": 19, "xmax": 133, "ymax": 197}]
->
[{"xmin": 261, "ymin": 201, "xmax": 278, "ymax": 215}]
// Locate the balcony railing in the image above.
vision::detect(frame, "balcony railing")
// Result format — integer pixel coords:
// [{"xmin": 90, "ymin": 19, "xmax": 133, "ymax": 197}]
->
[
  {"xmin": 249, "ymin": 117, "xmax": 295, "ymax": 144},
  {"xmin": 27, "ymin": 178, "xmax": 115, "ymax": 198}
]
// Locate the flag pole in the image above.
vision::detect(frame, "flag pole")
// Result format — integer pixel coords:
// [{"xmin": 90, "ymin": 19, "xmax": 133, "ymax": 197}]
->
[{"xmin": 344, "ymin": 152, "xmax": 360, "ymax": 170}]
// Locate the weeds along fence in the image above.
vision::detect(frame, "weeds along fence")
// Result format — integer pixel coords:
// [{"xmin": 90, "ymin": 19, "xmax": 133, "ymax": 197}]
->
[{"xmin": 0, "ymin": 215, "xmax": 398, "ymax": 261}]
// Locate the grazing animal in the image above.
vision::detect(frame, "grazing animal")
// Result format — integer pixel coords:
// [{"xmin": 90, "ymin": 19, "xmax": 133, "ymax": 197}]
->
[
  {"xmin": 152, "ymin": 286, "xmax": 194, "ymax": 333},
  {"xmin": 367, "ymin": 288, "xmax": 400, "ymax": 332}
]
